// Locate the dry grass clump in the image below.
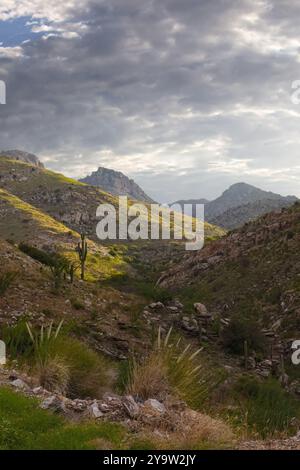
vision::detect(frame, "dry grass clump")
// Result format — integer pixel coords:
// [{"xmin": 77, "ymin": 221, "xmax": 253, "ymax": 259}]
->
[
  {"xmin": 37, "ymin": 356, "xmax": 70, "ymax": 395},
  {"xmin": 126, "ymin": 354, "xmax": 169, "ymax": 401},
  {"xmin": 126, "ymin": 327, "xmax": 219, "ymax": 409},
  {"xmin": 131, "ymin": 409, "xmax": 234, "ymax": 450},
  {"xmin": 26, "ymin": 321, "xmax": 109, "ymax": 398}
]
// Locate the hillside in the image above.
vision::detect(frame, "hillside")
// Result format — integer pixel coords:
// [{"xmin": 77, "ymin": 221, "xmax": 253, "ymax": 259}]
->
[
  {"xmin": 80, "ymin": 166, "xmax": 155, "ymax": 203},
  {"xmin": 159, "ymin": 202, "xmax": 300, "ymax": 345},
  {"xmin": 0, "ymin": 156, "xmax": 224, "ymax": 241},
  {"xmin": 172, "ymin": 183, "xmax": 298, "ymax": 229}
]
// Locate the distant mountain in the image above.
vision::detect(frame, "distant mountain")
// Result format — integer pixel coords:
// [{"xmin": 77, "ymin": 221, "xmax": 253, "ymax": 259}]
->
[
  {"xmin": 80, "ymin": 167, "xmax": 155, "ymax": 203},
  {"xmin": 0, "ymin": 150, "xmax": 44, "ymax": 168},
  {"xmin": 172, "ymin": 182, "xmax": 298, "ymax": 229}
]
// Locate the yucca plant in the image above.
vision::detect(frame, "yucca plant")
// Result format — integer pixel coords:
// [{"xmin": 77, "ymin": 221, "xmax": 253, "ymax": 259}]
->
[
  {"xmin": 26, "ymin": 320, "xmax": 64, "ymax": 367},
  {"xmin": 26, "ymin": 320, "xmax": 68, "ymax": 393}
]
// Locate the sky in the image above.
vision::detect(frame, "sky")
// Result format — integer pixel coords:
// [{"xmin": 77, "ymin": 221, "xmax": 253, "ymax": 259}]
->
[{"xmin": 1, "ymin": 0, "xmax": 300, "ymax": 203}]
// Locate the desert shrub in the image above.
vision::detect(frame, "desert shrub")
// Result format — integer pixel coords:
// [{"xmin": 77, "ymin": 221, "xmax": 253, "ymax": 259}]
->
[
  {"xmin": 71, "ymin": 298, "xmax": 85, "ymax": 310},
  {"xmin": 126, "ymin": 328, "xmax": 220, "ymax": 409},
  {"xmin": 0, "ymin": 271, "xmax": 18, "ymax": 296},
  {"xmin": 221, "ymin": 317, "xmax": 266, "ymax": 355},
  {"xmin": 19, "ymin": 243, "xmax": 75, "ymax": 288},
  {"xmin": 19, "ymin": 243, "xmax": 56, "ymax": 267},
  {"xmin": 234, "ymin": 376, "xmax": 300, "ymax": 438},
  {"xmin": 26, "ymin": 322, "xmax": 108, "ymax": 398},
  {"xmin": 37, "ymin": 356, "xmax": 70, "ymax": 395},
  {"xmin": 2, "ymin": 320, "xmax": 33, "ymax": 360},
  {"xmin": 50, "ymin": 337, "xmax": 108, "ymax": 398}
]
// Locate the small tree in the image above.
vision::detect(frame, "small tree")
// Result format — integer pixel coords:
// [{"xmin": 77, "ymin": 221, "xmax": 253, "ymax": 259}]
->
[{"xmin": 76, "ymin": 233, "xmax": 88, "ymax": 281}]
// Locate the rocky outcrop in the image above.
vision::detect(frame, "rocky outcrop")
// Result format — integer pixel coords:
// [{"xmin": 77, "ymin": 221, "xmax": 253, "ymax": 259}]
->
[
  {"xmin": 0, "ymin": 150, "xmax": 44, "ymax": 168},
  {"xmin": 80, "ymin": 166, "xmax": 155, "ymax": 203}
]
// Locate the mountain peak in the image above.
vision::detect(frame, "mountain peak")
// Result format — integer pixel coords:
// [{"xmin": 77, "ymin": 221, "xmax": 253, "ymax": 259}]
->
[
  {"xmin": 79, "ymin": 166, "xmax": 155, "ymax": 203},
  {"xmin": 0, "ymin": 150, "xmax": 44, "ymax": 168}
]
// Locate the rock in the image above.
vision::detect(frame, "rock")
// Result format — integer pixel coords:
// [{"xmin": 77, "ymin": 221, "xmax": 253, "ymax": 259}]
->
[
  {"xmin": 144, "ymin": 399, "xmax": 166, "ymax": 415},
  {"xmin": 89, "ymin": 402, "xmax": 103, "ymax": 419},
  {"xmin": 279, "ymin": 373, "xmax": 289, "ymax": 387},
  {"xmin": 11, "ymin": 378, "xmax": 30, "ymax": 391},
  {"xmin": 123, "ymin": 395, "xmax": 140, "ymax": 418},
  {"xmin": 167, "ymin": 306, "xmax": 179, "ymax": 312},
  {"xmin": 40, "ymin": 395, "xmax": 66, "ymax": 413},
  {"xmin": 194, "ymin": 303, "xmax": 211, "ymax": 318},
  {"xmin": 149, "ymin": 302, "xmax": 164, "ymax": 309}
]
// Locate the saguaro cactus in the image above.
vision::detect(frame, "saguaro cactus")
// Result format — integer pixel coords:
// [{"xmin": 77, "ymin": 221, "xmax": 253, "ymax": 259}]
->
[{"xmin": 76, "ymin": 233, "xmax": 88, "ymax": 280}]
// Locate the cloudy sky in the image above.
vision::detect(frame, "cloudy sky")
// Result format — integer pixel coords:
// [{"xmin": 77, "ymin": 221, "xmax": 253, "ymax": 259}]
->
[{"xmin": 1, "ymin": 0, "xmax": 300, "ymax": 202}]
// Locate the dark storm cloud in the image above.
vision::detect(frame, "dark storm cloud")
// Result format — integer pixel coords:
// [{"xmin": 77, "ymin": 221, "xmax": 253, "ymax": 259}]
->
[{"xmin": 1, "ymin": 0, "xmax": 300, "ymax": 201}]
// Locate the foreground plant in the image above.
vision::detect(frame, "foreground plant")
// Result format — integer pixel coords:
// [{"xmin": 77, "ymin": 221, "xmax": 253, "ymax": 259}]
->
[
  {"xmin": 25, "ymin": 320, "xmax": 108, "ymax": 397},
  {"xmin": 126, "ymin": 327, "xmax": 220, "ymax": 409}
]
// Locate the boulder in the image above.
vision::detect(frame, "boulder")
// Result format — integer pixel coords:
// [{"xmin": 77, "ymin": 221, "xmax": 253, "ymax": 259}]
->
[
  {"xmin": 194, "ymin": 303, "xmax": 211, "ymax": 318},
  {"xmin": 123, "ymin": 395, "xmax": 140, "ymax": 418},
  {"xmin": 40, "ymin": 395, "xmax": 66, "ymax": 413},
  {"xmin": 11, "ymin": 378, "xmax": 30, "ymax": 391},
  {"xmin": 144, "ymin": 399, "xmax": 166, "ymax": 415},
  {"xmin": 89, "ymin": 402, "xmax": 103, "ymax": 419}
]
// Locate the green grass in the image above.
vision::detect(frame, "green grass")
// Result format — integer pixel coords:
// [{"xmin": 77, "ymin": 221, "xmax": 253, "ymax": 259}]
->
[
  {"xmin": 0, "ymin": 387, "xmax": 125, "ymax": 450},
  {"xmin": 232, "ymin": 376, "xmax": 300, "ymax": 438}
]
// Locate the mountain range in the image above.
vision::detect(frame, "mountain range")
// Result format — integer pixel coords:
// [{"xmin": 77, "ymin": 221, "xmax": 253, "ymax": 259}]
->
[{"xmin": 173, "ymin": 182, "xmax": 298, "ymax": 229}]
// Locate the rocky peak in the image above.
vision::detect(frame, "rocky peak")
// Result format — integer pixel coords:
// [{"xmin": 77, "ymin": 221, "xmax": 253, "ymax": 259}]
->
[
  {"xmin": 79, "ymin": 166, "xmax": 155, "ymax": 203},
  {"xmin": 0, "ymin": 150, "xmax": 44, "ymax": 168}
]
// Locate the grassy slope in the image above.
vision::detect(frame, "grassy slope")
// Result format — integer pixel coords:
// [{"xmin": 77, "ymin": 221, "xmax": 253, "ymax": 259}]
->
[
  {"xmin": 0, "ymin": 157, "xmax": 225, "ymax": 241},
  {"xmin": 0, "ymin": 188, "xmax": 77, "ymax": 244}
]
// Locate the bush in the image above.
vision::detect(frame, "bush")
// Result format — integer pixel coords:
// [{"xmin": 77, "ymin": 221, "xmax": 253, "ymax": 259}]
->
[
  {"xmin": 234, "ymin": 376, "xmax": 300, "ymax": 438},
  {"xmin": 2, "ymin": 320, "xmax": 34, "ymax": 360},
  {"xmin": 222, "ymin": 317, "xmax": 266, "ymax": 355},
  {"xmin": 37, "ymin": 356, "xmax": 70, "ymax": 395},
  {"xmin": 126, "ymin": 328, "xmax": 221, "ymax": 409},
  {"xmin": 26, "ymin": 322, "xmax": 109, "ymax": 398},
  {"xmin": 50, "ymin": 337, "xmax": 108, "ymax": 398},
  {"xmin": 71, "ymin": 298, "xmax": 85, "ymax": 310},
  {"xmin": 0, "ymin": 271, "xmax": 18, "ymax": 296},
  {"xmin": 19, "ymin": 243, "xmax": 56, "ymax": 267}
]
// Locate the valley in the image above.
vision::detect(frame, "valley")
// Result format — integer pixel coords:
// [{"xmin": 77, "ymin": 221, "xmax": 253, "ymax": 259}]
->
[{"xmin": 0, "ymin": 151, "xmax": 299, "ymax": 450}]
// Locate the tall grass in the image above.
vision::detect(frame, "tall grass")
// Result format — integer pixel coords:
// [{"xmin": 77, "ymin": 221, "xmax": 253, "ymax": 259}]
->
[
  {"xmin": 126, "ymin": 327, "xmax": 220, "ymax": 410},
  {"xmin": 24, "ymin": 321, "xmax": 109, "ymax": 398},
  {"xmin": 234, "ymin": 376, "xmax": 300, "ymax": 438}
]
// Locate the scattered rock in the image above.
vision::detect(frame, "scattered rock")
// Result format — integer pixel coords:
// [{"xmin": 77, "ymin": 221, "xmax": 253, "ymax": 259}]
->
[
  {"xmin": 11, "ymin": 378, "xmax": 30, "ymax": 391},
  {"xmin": 144, "ymin": 399, "xmax": 166, "ymax": 415},
  {"xmin": 89, "ymin": 402, "xmax": 103, "ymax": 419},
  {"xmin": 123, "ymin": 395, "xmax": 140, "ymax": 418},
  {"xmin": 40, "ymin": 395, "xmax": 66, "ymax": 413}
]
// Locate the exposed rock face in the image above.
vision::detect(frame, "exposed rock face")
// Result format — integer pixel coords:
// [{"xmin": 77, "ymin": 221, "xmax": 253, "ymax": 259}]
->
[
  {"xmin": 172, "ymin": 182, "xmax": 297, "ymax": 229},
  {"xmin": 80, "ymin": 166, "xmax": 154, "ymax": 203},
  {"xmin": 0, "ymin": 150, "xmax": 44, "ymax": 168}
]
